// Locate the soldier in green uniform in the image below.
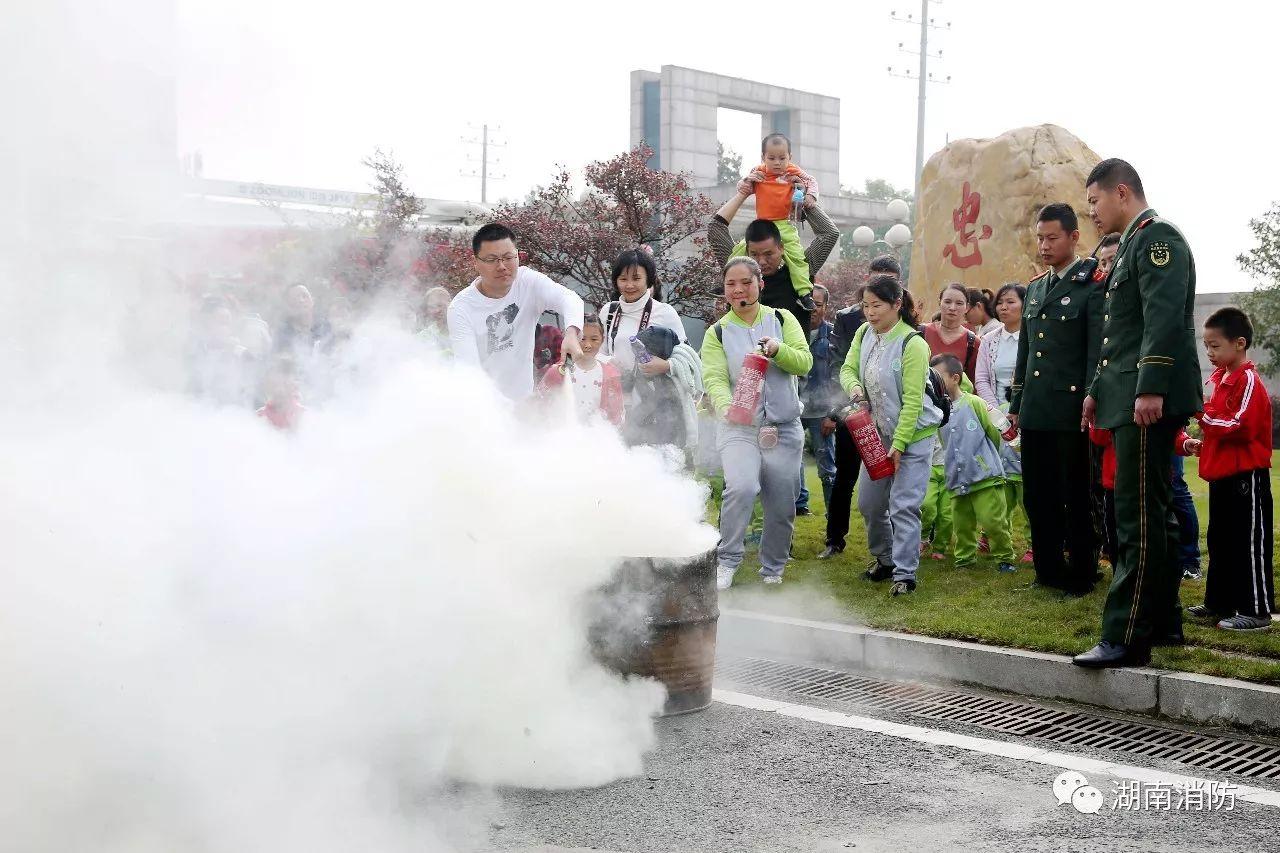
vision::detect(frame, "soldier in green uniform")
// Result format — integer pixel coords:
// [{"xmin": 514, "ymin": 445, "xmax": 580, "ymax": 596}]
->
[
  {"xmin": 1074, "ymin": 159, "xmax": 1203, "ymax": 668},
  {"xmin": 1009, "ymin": 203, "xmax": 1103, "ymax": 594}
]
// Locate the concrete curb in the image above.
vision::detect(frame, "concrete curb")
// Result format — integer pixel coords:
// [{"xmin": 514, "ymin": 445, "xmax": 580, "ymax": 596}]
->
[{"xmin": 717, "ymin": 609, "xmax": 1280, "ymax": 733}]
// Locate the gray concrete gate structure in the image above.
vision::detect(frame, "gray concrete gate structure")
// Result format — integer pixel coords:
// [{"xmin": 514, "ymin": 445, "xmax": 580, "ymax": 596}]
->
[{"xmin": 630, "ymin": 65, "xmax": 840, "ymax": 195}]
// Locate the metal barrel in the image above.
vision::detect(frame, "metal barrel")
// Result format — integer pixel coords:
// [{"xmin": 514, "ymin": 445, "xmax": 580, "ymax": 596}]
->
[{"xmin": 588, "ymin": 549, "xmax": 719, "ymax": 716}]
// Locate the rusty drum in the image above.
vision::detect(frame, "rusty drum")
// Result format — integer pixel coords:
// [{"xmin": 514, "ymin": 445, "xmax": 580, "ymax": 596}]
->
[{"xmin": 589, "ymin": 548, "xmax": 719, "ymax": 716}]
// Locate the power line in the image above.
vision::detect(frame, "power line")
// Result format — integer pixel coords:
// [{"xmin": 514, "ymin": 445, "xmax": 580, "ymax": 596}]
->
[
  {"xmin": 888, "ymin": 1, "xmax": 953, "ymax": 202},
  {"xmin": 460, "ymin": 123, "xmax": 506, "ymax": 204}
]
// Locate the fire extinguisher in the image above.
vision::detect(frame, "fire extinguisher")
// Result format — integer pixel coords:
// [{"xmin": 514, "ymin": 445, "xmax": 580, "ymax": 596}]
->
[
  {"xmin": 841, "ymin": 403, "xmax": 895, "ymax": 480},
  {"xmin": 726, "ymin": 347, "xmax": 770, "ymax": 425}
]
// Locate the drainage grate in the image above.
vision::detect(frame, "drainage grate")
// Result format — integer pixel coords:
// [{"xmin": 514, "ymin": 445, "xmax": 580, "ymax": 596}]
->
[{"xmin": 715, "ymin": 655, "xmax": 1280, "ymax": 781}]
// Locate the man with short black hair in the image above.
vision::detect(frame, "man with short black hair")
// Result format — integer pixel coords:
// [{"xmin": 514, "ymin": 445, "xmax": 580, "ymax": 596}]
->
[
  {"xmin": 448, "ymin": 223, "xmax": 585, "ymax": 401},
  {"xmin": 797, "ymin": 284, "xmax": 840, "ymax": 514},
  {"xmin": 1094, "ymin": 232, "xmax": 1121, "ymax": 278},
  {"xmin": 707, "ymin": 185, "xmax": 841, "ymax": 333},
  {"xmin": 1074, "ymin": 158, "xmax": 1204, "ymax": 668},
  {"xmin": 1010, "ymin": 202, "xmax": 1104, "ymax": 594}
]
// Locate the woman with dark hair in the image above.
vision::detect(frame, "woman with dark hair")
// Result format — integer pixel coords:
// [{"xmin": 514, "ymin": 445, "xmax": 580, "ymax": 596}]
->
[
  {"xmin": 702, "ymin": 257, "xmax": 813, "ymax": 590},
  {"xmin": 975, "ymin": 282, "xmax": 1031, "ymax": 562},
  {"xmin": 839, "ymin": 275, "xmax": 943, "ymax": 596},
  {"xmin": 965, "ymin": 287, "xmax": 1000, "ymax": 336},
  {"xmin": 598, "ymin": 248, "xmax": 686, "ymax": 375},
  {"xmin": 922, "ymin": 282, "xmax": 979, "ymax": 382},
  {"xmin": 600, "ymin": 248, "xmax": 699, "ymax": 450}
]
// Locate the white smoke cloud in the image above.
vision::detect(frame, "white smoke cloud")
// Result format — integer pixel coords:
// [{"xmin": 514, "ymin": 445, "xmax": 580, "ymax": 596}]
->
[
  {"xmin": 0, "ymin": 280, "xmax": 716, "ymax": 852},
  {"xmin": 2, "ymin": 6, "xmax": 717, "ymax": 848}
]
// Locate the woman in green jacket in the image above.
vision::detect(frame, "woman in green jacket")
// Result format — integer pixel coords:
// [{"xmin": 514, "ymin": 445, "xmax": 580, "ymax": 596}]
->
[{"xmin": 840, "ymin": 275, "xmax": 943, "ymax": 595}]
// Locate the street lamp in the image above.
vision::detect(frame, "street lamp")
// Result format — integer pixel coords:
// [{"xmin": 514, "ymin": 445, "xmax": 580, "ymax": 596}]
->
[
  {"xmin": 851, "ymin": 225, "xmax": 876, "ymax": 248},
  {"xmin": 885, "ymin": 222, "xmax": 913, "ymax": 248},
  {"xmin": 886, "ymin": 198, "xmax": 911, "ymax": 222}
]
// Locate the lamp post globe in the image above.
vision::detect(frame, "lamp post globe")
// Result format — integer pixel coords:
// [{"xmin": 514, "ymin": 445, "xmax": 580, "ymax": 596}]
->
[
  {"xmin": 886, "ymin": 198, "xmax": 910, "ymax": 222},
  {"xmin": 851, "ymin": 225, "xmax": 876, "ymax": 248},
  {"xmin": 884, "ymin": 222, "xmax": 912, "ymax": 248}
]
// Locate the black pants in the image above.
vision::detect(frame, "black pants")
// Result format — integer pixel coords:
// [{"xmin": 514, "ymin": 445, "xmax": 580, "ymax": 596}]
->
[
  {"xmin": 825, "ymin": 419, "xmax": 863, "ymax": 550},
  {"xmin": 1205, "ymin": 469, "xmax": 1276, "ymax": 618},
  {"xmin": 1021, "ymin": 428, "xmax": 1098, "ymax": 592}
]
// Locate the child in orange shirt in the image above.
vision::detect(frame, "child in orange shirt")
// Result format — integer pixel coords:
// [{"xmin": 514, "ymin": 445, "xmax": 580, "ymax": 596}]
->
[{"xmin": 733, "ymin": 133, "xmax": 819, "ymax": 306}]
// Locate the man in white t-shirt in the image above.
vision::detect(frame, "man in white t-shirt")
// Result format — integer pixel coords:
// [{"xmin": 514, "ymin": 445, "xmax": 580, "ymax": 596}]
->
[{"xmin": 447, "ymin": 223, "xmax": 586, "ymax": 401}]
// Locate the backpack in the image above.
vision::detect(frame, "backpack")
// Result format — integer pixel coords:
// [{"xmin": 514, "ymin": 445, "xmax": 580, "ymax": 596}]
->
[
  {"xmin": 907, "ymin": 332, "xmax": 952, "ymax": 427},
  {"xmin": 850, "ymin": 324, "xmax": 951, "ymax": 427}
]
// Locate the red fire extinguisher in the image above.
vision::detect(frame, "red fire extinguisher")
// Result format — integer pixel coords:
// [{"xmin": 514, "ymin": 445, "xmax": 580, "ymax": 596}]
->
[
  {"xmin": 841, "ymin": 404, "xmax": 895, "ymax": 480},
  {"xmin": 726, "ymin": 349, "xmax": 770, "ymax": 425}
]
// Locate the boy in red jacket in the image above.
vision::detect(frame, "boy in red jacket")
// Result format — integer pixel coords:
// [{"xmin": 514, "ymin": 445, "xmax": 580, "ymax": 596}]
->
[{"xmin": 1181, "ymin": 307, "xmax": 1275, "ymax": 631}]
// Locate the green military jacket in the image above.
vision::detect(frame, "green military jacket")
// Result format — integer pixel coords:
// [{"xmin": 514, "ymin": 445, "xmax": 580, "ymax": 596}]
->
[
  {"xmin": 1089, "ymin": 208, "xmax": 1203, "ymax": 430},
  {"xmin": 1009, "ymin": 256, "xmax": 1104, "ymax": 430}
]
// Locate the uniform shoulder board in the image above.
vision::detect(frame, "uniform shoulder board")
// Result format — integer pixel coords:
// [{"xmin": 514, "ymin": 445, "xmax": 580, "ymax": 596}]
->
[
  {"xmin": 1136, "ymin": 217, "xmax": 1155, "ymax": 230},
  {"xmin": 1026, "ymin": 270, "xmax": 1049, "ymax": 285},
  {"xmin": 1072, "ymin": 257, "xmax": 1099, "ymax": 282}
]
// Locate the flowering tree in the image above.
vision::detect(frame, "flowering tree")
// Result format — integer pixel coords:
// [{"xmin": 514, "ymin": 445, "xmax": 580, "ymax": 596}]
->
[
  {"xmin": 448, "ymin": 145, "xmax": 721, "ymax": 321},
  {"xmin": 816, "ymin": 257, "xmax": 870, "ymax": 310}
]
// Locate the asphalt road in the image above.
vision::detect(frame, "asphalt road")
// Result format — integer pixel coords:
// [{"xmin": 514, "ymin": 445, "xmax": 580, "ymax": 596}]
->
[{"xmin": 448, "ymin": 700, "xmax": 1280, "ymax": 853}]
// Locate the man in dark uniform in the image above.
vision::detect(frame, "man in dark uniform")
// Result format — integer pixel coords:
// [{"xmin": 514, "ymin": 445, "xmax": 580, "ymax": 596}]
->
[
  {"xmin": 1009, "ymin": 203, "xmax": 1103, "ymax": 594},
  {"xmin": 1074, "ymin": 159, "xmax": 1204, "ymax": 668}
]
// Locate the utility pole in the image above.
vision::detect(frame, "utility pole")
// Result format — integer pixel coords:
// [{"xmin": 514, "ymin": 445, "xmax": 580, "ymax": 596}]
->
[
  {"xmin": 460, "ymin": 124, "xmax": 506, "ymax": 204},
  {"xmin": 889, "ymin": 3, "xmax": 951, "ymax": 202}
]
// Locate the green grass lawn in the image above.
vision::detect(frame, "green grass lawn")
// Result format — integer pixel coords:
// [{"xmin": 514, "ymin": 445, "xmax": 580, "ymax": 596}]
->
[{"xmin": 712, "ymin": 452, "xmax": 1280, "ymax": 685}]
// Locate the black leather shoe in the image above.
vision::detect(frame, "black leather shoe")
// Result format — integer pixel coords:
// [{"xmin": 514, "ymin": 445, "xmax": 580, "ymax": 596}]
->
[
  {"xmin": 795, "ymin": 506, "xmax": 812, "ymax": 516},
  {"xmin": 1072, "ymin": 640, "xmax": 1151, "ymax": 668},
  {"xmin": 1153, "ymin": 631, "xmax": 1185, "ymax": 647},
  {"xmin": 817, "ymin": 545, "xmax": 843, "ymax": 560}
]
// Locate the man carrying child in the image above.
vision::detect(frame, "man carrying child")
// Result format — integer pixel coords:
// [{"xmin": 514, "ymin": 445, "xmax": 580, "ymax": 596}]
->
[{"xmin": 707, "ymin": 132, "xmax": 841, "ymax": 334}]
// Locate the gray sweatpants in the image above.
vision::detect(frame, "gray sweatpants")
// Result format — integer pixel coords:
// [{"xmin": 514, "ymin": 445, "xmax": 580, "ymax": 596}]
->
[
  {"xmin": 716, "ymin": 420, "xmax": 803, "ymax": 578},
  {"xmin": 857, "ymin": 433, "xmax": 936, "ymax": 583}
]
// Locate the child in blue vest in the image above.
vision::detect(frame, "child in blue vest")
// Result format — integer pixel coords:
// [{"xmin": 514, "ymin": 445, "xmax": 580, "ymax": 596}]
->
[{"xmin": 931, "ymin": 354, "xmax": 1015, "ymax": 572}]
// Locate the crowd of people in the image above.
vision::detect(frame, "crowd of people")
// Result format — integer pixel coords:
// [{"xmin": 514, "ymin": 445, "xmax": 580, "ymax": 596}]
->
[{"xmin": 186, "ymin": 134, "xmax": 1276, "ymax": 670}]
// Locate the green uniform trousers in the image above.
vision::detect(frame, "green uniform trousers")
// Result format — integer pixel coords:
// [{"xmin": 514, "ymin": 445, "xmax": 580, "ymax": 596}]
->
[
  {"xmin": 921, "ymin": 464, "xmax": 953, "ymax": 552},
  {"xmin": 1101, "ymin": 422, "xmax": 1183, "ymax": 647},
  {"xmin": 1005, "ymin": 479, "xmax": 1024, "ymax": 536},
  {"xmin": 954, "ymin": 484, "xmax": 1014, "ymax": 565}
]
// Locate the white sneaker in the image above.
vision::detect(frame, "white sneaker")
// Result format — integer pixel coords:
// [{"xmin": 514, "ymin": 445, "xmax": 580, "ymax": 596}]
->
[
  {"xmin": 762, "ymin": 575, "xmax": 783, "ymax": 585},
  {"xmin": 716, "ymin": 564, "xmax": 738, "ymax": 591}
]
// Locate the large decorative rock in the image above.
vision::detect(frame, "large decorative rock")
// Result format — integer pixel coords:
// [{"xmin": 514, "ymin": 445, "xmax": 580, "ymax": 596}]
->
[{"xmin": 908, "ymin": 124, "xmax": 1102, "ymax": 313}]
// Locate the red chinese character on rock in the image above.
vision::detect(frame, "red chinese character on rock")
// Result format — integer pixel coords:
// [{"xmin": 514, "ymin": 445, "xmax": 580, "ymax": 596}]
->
[{"xmin": 941, "ymin": 181, "xmax": 993, "ymax": 269}]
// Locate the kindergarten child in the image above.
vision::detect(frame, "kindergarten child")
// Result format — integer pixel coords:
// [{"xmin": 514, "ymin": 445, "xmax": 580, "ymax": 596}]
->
[
  {"xmin": 736, "ymin": 132, "xmax": 819, "ymax": 308},
  {"xmin": 919, "ymin": 427, "xmax": 953, "ymax": 560},
  {"xmin": 1181, "ymin": 307, "xmax": 1275, "ymax": 631},
  {"xmin": 931, "ymin": 353, "xmax": 1015, "ymax": 572},
  {"xmin": 537, "ymin": 314, "xmax": 624, "ymax": 426}
]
